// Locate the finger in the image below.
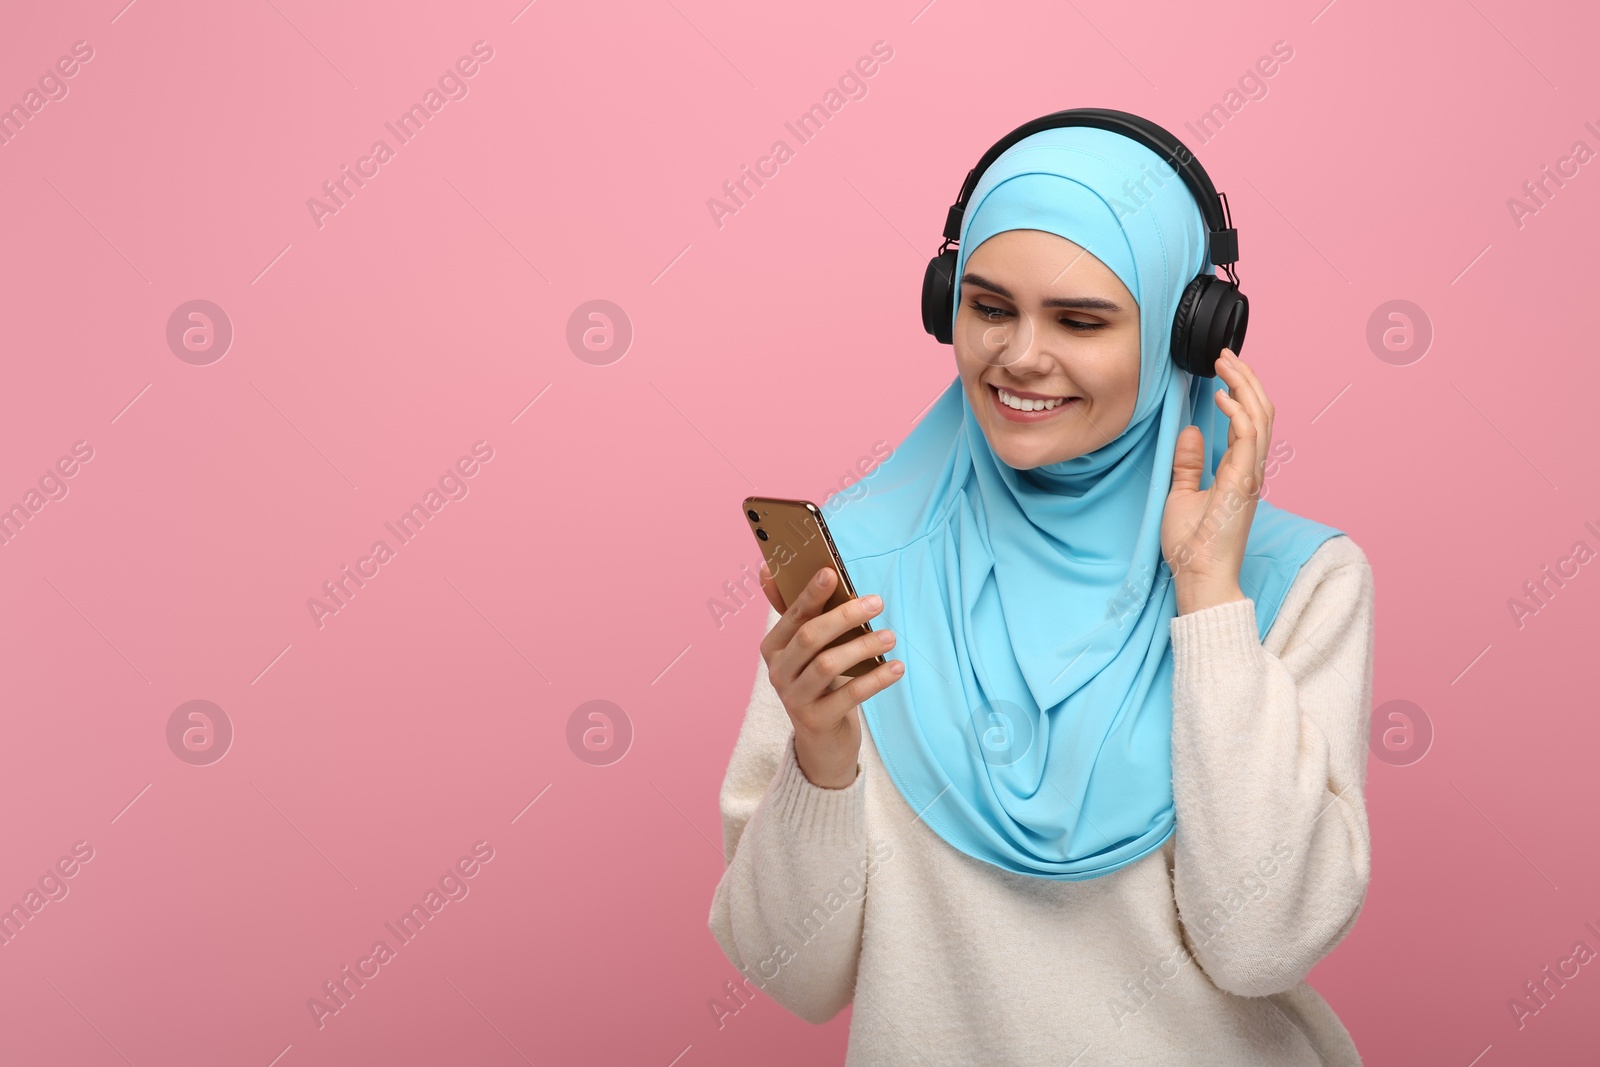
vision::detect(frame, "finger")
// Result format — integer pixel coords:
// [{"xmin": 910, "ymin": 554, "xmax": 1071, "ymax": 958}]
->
[
  {"xmin": 1170, "ymin": 424, "xmax": 1206, "ymax": 494},
  {"xmin": 1217, "ymin": 353, "xmax": 1269, "ymax": 485},
  {"xmin": 1213, "ymin": 391, "xmax": 1263, "ymax": 495},
  {"xmin": 782, "ymin": 592, "xmax": 886, "ymax": 688},
  {"xmin": 757, "ymin": 559, "xmax": 786, "ymax": 616},
  {"xmin": 1223, "ymin": 350, "xmax": 1275, "ymax": 426},
  {"xmin": 1213, "ymin": 390, "xmax": 1257, "ymax": 470},
  {"xmin": 764, "ymin": 565, "xmax": 837, "ymax": 663},
  {"xmin": 1214, "ymin": 387, "xmax": 1257, "ymax": 445},
  {"xmin": 1216, "ymin": 354, "xmax": 1261, "ymax": 430},
  {"xmin": 794, "ymin": 627, "xmax": 898, "ymax": 709},
  {"xmin": 1224, "ymin": 353, "xmax": 1275, "ymax": 481},
  {"xmin": 813, "ymin": 657, "xmax": 907, "ymax": 723}
]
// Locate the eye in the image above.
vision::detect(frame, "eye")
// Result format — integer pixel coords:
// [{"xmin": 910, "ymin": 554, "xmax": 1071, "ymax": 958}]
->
[
  {"xmin": 970, "ymin": 300, "xmax": 1012, "ymax": 321},
  {"xmin": 969, "ymin": 299, "xmax": 1106, "ymax": 332}
]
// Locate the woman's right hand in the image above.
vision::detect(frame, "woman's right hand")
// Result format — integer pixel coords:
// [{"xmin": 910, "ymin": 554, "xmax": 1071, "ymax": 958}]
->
[{"xmin": 758, "ymin": 562, "xmax": 906, "ymax": 789}]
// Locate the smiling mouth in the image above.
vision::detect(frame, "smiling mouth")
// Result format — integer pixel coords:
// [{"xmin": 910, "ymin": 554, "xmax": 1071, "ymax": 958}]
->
[{"xmin": 990, "ymin": 383, "xmax": 1080, "ymax": 413}]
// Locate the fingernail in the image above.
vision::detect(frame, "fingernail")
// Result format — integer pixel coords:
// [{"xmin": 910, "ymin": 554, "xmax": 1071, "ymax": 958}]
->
[
  {"xmin": 863, "ymin": 594, "xmax": 882, "ymax": 611},
  {"xmin": 814, "ymin": 569, "xmax": 830, "ymax": 587},
  {"xmin": 879, "ymin": 629, "xmax": 895, "ymax": 645},
  {"xmin": 889, "ymin": 661, "xmax": 905, "ymax": 675}
]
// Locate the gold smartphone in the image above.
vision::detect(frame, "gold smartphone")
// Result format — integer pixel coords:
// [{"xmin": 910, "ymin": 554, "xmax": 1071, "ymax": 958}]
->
[{"xmin": 742, "ymin": 496, "xmax": 885, "ymax": 679}]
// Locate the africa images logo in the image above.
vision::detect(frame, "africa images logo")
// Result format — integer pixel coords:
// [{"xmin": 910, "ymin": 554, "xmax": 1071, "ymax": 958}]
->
[
  {"xmin": 306, "ymin": 841, "xmax": 495, "ymax": 1029},
  {"xmin": 305, "ymin": 41, "xmax": 495, "ymax": 229}
]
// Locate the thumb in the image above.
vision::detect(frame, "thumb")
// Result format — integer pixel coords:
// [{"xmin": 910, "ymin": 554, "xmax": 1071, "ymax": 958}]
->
[{"xmin": 1170, "ymin": 424, "xmax": 1206, "ymax": 495}]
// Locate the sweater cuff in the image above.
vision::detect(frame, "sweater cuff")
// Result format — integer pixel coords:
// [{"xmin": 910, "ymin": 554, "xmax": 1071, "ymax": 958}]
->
[
  {"xmin": 1170, "ymin": 595, "xmax": 1263, "ymax": 685},
  {"xmin": 767, "ymin": 734, "xmax": 866, "ymax": 846}
]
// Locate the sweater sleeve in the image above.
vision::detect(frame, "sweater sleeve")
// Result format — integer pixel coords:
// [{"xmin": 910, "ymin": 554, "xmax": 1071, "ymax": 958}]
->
[
  {"xmin": 706, "ymin": 605, "xmax": 871, "ymax": 1025},
  {"xmin": 1168, "ymin": 534, "xmax": 1376, "ymax": 998}
]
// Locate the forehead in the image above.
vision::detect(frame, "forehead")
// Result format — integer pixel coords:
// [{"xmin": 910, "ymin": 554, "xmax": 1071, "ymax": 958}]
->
[{"xmin": 964, "ymin": 229, "xmax": 1130, "ymax": 298}]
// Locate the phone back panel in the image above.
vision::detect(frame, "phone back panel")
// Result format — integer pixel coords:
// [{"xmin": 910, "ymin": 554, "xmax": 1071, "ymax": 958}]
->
[{"xmin": 742, "ymin": 496, "xmax": 881, "ymax": 678}]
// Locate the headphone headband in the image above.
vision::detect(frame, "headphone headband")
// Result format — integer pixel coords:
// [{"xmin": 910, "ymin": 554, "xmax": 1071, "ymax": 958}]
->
[
  {"xmin": 939, "ymin": 107, "xmax": 1238, "ymax": 270},
  {"xmin": 919, "ymin": 106, "xmax": 1248, "ymax": 376}
]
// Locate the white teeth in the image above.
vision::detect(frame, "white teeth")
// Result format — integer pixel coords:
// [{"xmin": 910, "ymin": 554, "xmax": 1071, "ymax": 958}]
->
[{"xmin": 997, "ymin": 387, "xmax": 1070, "ymax": 411}]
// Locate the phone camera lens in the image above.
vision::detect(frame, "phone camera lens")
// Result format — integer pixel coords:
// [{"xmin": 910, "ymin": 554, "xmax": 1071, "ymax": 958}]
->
[
  {"xmin": 746, "ymin": 509, "xmax": 760, "ymax": 522},
  {"xmin": 756, "ymin": 528, "xmax": 768, "ymax": 541}
]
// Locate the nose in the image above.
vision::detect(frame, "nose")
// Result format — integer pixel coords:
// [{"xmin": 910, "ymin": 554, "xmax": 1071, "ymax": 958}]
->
[
  {"xmin": 963, "ymin": 307, "xmax": 1054, "ymax": 371},
  {"xmin": 1003, "ymin": 313, "xmax": 1058, "ymax": 374},
  {"xmin": 991, "ymin": 309, "xmax": 1057, "ymax": 375}
]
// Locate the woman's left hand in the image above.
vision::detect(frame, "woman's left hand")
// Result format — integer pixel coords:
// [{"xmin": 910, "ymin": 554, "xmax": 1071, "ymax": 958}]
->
[{"xmin": 1161, "ymin": 348, "xmax": 1273, "ymax": 615}]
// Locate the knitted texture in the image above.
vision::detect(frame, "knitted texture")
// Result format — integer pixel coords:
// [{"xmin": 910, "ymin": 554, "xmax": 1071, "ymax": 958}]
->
[{"xmin": 708, "ymin": 534, "xmax": 1375, "ymax": 1065}]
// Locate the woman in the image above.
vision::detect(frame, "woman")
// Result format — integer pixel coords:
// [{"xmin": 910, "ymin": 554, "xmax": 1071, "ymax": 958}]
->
[{"xmin": 708, "ymin": 116, "xmax": 1375, "ymax": 1065}]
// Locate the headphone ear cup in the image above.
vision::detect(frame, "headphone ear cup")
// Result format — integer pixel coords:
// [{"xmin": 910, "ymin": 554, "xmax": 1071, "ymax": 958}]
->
[
  {"xmin": 1170, "ymin": 276, "xmax": 1209, "ymax": 377},
  {"xmin": 921, "ymin": 248, "xmax": 959, "ymax": 344},
  {"xmin": 1170, "ymin": 275, "xmax": 1248, "ymax": 378}
]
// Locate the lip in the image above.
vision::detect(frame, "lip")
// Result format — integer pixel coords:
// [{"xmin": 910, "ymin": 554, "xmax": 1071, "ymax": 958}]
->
[{"xmin": 988, "ymin": 383, "xmax": 1081, "ymax": 423}]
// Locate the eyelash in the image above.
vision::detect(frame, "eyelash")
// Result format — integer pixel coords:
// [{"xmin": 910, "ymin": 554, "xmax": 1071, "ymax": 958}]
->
[{"xmin": 969, "ymin": 300, "xmax": 1105, "ymax": 332}]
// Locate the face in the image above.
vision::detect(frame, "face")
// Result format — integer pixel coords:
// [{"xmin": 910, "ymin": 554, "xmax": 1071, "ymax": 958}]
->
[{"xmin": 953, "ymin": 229, "xmax": 1141, "ymax": 470}]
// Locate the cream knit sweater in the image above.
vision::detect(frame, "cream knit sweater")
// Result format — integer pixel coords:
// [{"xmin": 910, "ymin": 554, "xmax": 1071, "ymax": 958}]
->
[{"xmin": 708, "ymin": 533, "xmax": 1375, "ymax": 1065}]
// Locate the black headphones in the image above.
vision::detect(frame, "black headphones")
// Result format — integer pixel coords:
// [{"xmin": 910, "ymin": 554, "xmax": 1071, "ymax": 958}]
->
[{"xmin": 920, "ymin": 107, "xmax": 1246, "ymax": 378}]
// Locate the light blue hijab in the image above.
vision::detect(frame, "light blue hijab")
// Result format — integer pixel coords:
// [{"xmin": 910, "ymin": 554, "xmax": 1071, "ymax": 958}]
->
[{"xmin": 826, "ymin": 126, "xmax": 1342, "ymax": 880}]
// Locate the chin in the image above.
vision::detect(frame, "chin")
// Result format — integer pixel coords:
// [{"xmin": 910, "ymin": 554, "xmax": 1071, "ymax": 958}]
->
[{"xmin": 990, "ymin": 437, "xmax": 1079, "ymax": 470}]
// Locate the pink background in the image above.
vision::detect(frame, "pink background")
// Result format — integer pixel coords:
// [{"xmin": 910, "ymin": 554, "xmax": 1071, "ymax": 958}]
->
[{"xmin": 1, "ymin": 0, "xmax": 1596, "ymax": 1063}]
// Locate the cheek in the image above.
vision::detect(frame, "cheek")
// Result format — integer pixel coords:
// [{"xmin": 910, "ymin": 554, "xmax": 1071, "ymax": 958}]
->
[
  {"xmin": 952, "ymin": 339, "xmax": 979, "ymax": 376},
  {"xmin": 1116, "ymin": 365, "xmax": 1142, "ymax": 406},
  {"xmin": 1077, "ymin": 352, "xmax": 1138, "ymax": 405},
  {"xmin": 952, "ymin": 329, "xmax": 998, "ymax": 377},
  {"xmin": 953, "ymin": 345, "xmax": 995, "ymax": 401},
  {"xmin": 1098, "ymin": 338, "xmax": 1143, "ymax": 406}
]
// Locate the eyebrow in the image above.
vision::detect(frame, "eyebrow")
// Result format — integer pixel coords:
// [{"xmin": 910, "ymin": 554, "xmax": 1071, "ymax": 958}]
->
[{"xmin": 960, "ymin": 272, "xmax": 1126, "ymax": 313}]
